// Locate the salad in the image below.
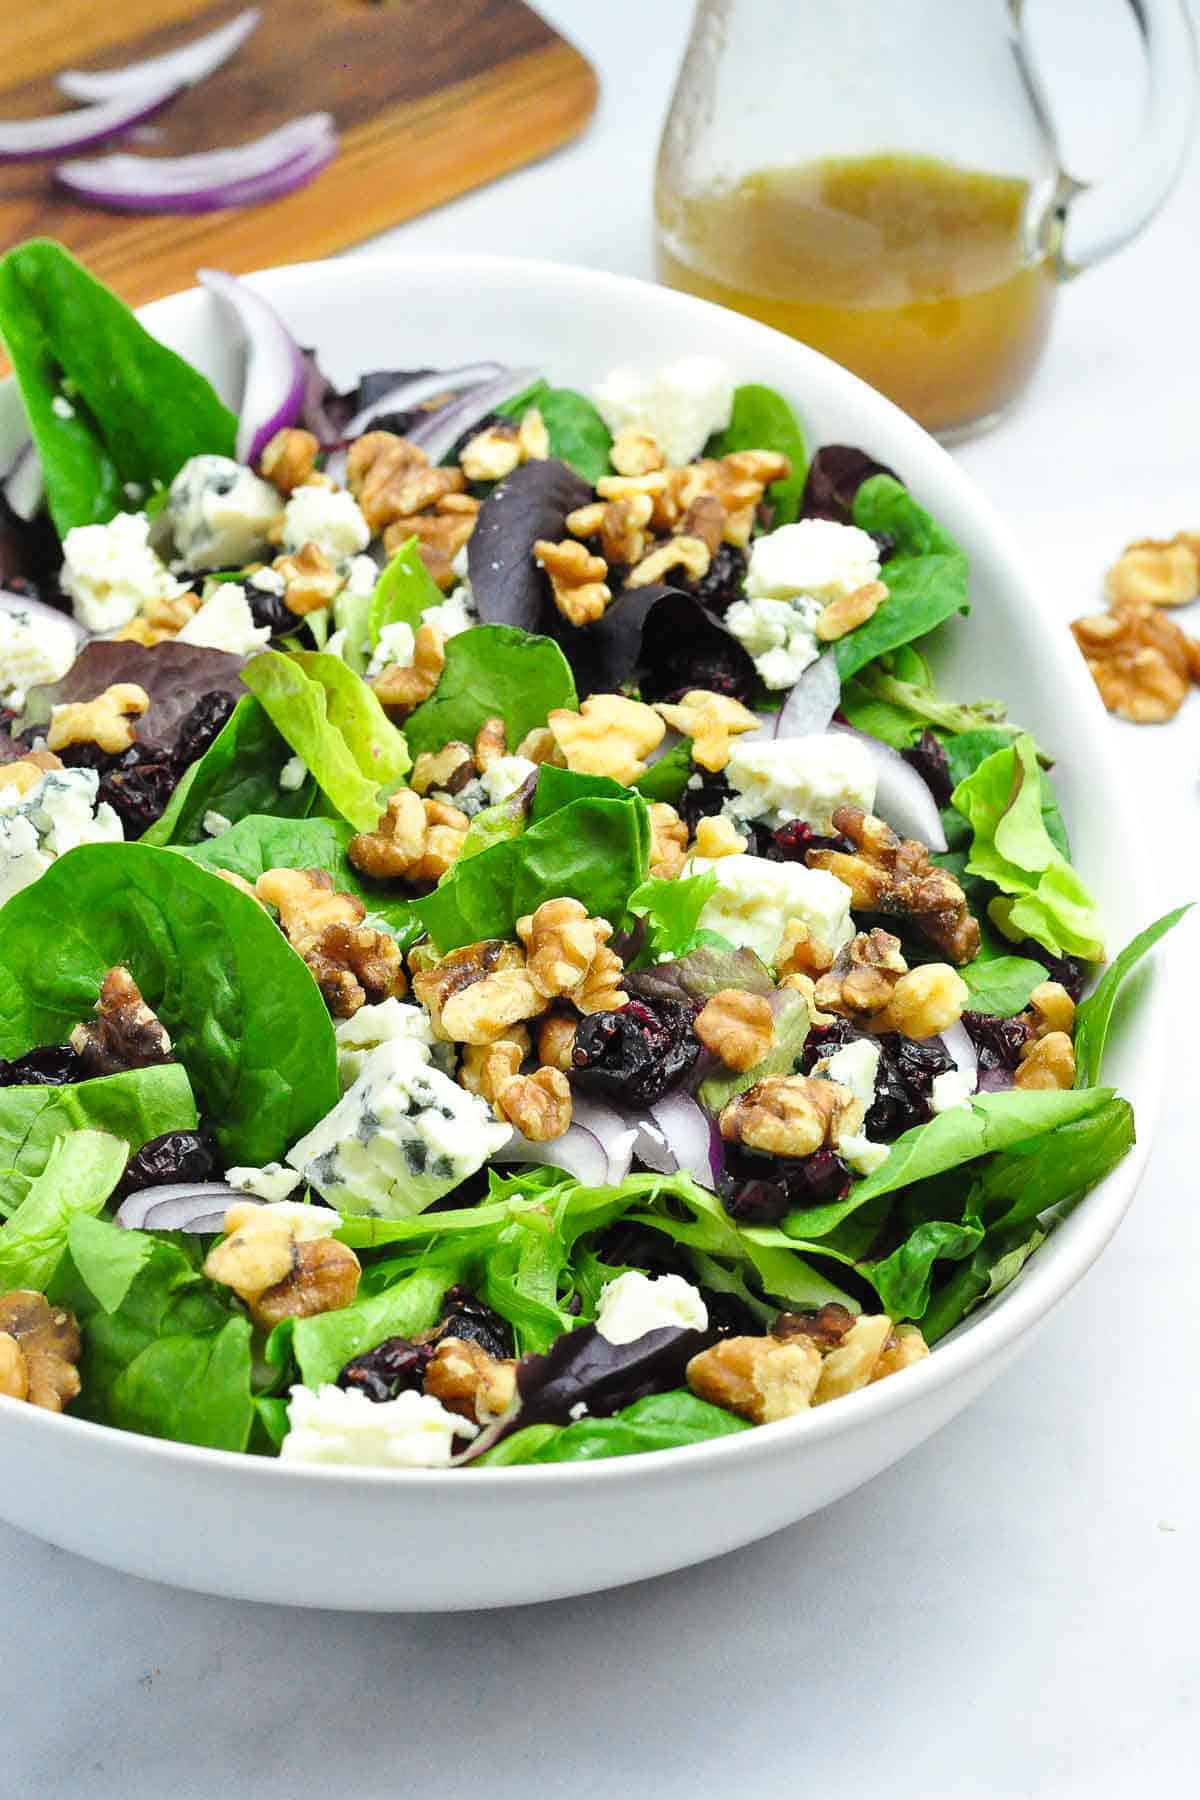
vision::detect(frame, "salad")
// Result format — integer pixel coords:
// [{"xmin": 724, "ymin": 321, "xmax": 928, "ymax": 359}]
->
[{"xmin": 0, "ymin": 241, "xmax": 1186, "ymax": 1472}]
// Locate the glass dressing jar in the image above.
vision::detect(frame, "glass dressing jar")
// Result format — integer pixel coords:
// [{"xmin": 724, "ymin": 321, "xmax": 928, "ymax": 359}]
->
[{"xmin": 655, "ymin": 0, "xmax": 1197, "ymax": 437}]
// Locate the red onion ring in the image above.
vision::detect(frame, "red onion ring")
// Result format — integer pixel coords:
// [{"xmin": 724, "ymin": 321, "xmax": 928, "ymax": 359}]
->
[
  {"xmin": 198, "ymin": 267, "xmax": 307, "ymax": 465},
  {"xmin": 646, "ymin": 1092, "xmax": 716, "ymax": 1186},
  {"xmin": 493, "ymin": 1122, "xmax": 610, "ymax": 1188},
  {"xmin": 115, "ymin": 1181, "xmax": 245, "ymax": 1233},
  {"xmin": 341, "ymin": 365, "xmax": 507, "ymax": 442},
  {"xmin": 742, "ymin": 649, "xmax": 842, "ymax": 745},
  {"xmin": 57, "ymin": 9, "xmax": 261, "ymax": 102},
  {"xmin": 830, "ymin": 722, "xmax": 948, "ymax": 851},
  {"xmin": 403, "ymin": 370, "xmax": 542, "ymax": 465},
  {"xmin": 0, "ymin": 78, "xmax": 182, "ymax": 163},
  {"xmin": 54, "ymin": 114, "xmax": 336, "ymax": 216}
]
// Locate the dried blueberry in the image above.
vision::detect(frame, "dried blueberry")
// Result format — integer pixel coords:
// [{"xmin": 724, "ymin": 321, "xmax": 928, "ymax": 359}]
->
[
  {"xmin": 116, "ymin": 1129, "xmax": 221, "ymax": 1198},
  {"xmin": 962, "ymin": 1010, "xmax": 1033, "ymax": 1084},
  {"xmin": 902, "ymin": 729, "xmax": 954, "ymax": 808},
  {"xmin": 173, "ymin": 689, "xmax": 236, "ymax": 768},
  {"xmin": 337, "ymin": 1335, "xmax": 431, "ymax": 1404},
  {"xmin": 572, "ymin": 997, "xmax": 700, "ymax": 1107},
  {"xmin": 720, "ymin": 1141, "xmax": 851, "ymax": 1221},
  {"xmin": 766, "ymin": 819, "xmax": 854, "ymax": 862},
  {"xmin": 430, "ymin": 1284, "xmax": 514, "ymax": 1361},
  {"xmin": 0, "ymin": 1044, "xmax": 89, "ymax": 1088}
]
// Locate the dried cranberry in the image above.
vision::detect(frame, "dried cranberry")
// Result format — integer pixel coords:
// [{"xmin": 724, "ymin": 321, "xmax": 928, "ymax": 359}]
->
[
  {"xmin": 99, "ymin": 746, "xmax": 180, "ymax": 834},
  {"xmin": 676, "ymin": 771, "xmax": 733, "ymax": 834},
  {"xmin": 1014, "ymin": 942, "xmax": 1088, "ymax": 1002},
  {"xmin": 0, "ymin": 1044, "xmax": 89, "ymax": 1088},
  {"xmin": 766, "ymin": 819, "xmax": 853, "ymax": 861},
  {"xmin": 430, "ymin": 1284, "xmax": 514, "ymax": 1360},
  {"xmin": 962, "ymin": 1010, "xmax": 1033, "ymax": 1085},
  {"xmin": 800, "ymin": 1021, "xmax": 953, "ymax": 1140},
  {"xmin": 116, "ymin": 1129, "xmax": 221, "ymax": 1198},
  {"xmin": 337, "ymin": 1336, "xmax": 431, "ymax": 1404},
  {"xmin": 721, "ymin": 1175, "xmax": 792, "ymax": 1224},
  {"xmin": 173, "ymin": 689, "xmax": 236, "ymax": 768},
  {"xmin": 572, "ymin": 997, "xmax": 700, "ymax": 1107},
  {"xmin": 671, "ymin": 543, "xmax": 749, "ymax": 615},
  {"xmin": 903, "ymin": 729, "xmax": 953, "ymax": 808},
  {"xmin": 720, "ymin": 1141, "xmax": 851, "ymax": 1221}
]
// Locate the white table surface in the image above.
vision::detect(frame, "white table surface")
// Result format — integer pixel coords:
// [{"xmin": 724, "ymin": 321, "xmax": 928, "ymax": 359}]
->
[{"xmin": 5, "ymin": 4, "xmax": 1198, "ymax": 1793}]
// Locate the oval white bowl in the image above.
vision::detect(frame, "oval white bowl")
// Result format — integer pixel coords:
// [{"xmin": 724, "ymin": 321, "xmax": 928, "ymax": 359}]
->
[{"xmin": 0, "ymin": 254, "xmax": 1166, "ymax": 1610}]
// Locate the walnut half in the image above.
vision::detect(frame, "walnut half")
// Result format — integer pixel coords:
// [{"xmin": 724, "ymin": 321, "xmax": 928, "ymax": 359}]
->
[
  {"xmin": 1071, "ymin": 602, "xmax": 1200, "ymax": 722},
  {"xmin": 0, "ymin": 1291, "xmax": 81, "ymax": 1413},
  {"xmin": 70, "ymin": 966, "xmax": 172, "ymax": 1077},
  {"xmin": 808, "ymin": 806, "xmax": 980, "ymax": 964},
  {"xmin": 255, "ymin": 867, "xmax": 407, "ymax": 1017}
]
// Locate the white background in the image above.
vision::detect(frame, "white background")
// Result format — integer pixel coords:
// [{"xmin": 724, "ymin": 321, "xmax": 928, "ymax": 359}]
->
[{"xmin": 4, "ymin": 3, "xmax": 1198, "ymax": 1793}]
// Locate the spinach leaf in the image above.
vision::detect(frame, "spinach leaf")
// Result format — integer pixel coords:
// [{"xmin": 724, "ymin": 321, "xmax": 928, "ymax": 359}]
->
[
  {"xmin": 500, "ymin": 1390, "xmax": 751, "ymax": 1464},
  {"xmin": 707, "ymin": 383, "xmax": 808, "ymax": 523},
  {"xmin": 950, "ymin": 736, "xmax": 1102, "ymax": 959},
  {"xmin": 0, "ymin": 1130, "xmax": 127, "ymax": 1291},
  {"xmin": 0, "ymin": 843, "xmax": 338, "ymax": 1165},
  {"xmin": 0, "ymin": 1064, "xmax": 197, "ymax": 1219},
  {"xmin": 403, "ymin": 624, "xmax": 577, "ymax": 758},
  {"xmin": 632, "ymin": 740, "xmax": 694, "ymax": 802},
  {"xmin": 781, "ymin": 1086, "xmax": 1117, "ymax": 1241},
  {"xmin": 142, "ymin": 696, "xmax": 318, "ymax": 846},
  {"xmin": 970, "ymin": 1096, "xmax": 1135, "ymax": 1233},
  {"xmin": 240, "ymin": 649, "xmax": 410, "ymax": 831},
  {"xmin": 961, "ymin": 954, "xmax": 1050, "ymax": 1017},
  {"xmin": 113, "ymin": 1317, "xmax": 254, "ymax": 1452},
  {"xmin": 417, "ymin": 779, "xmax": 651, "ymax": 951},
  {"xmin": 283, "ymin": 1264, "xmax": 455, "ymax": 1387},
  {"xmin": 179, "ymin": 813, "xmax": 423, "ymax": 943},
  {"xmin": 497, "ymin": 383, "xmax": 612, "ymax": 483},
  {"xmin": 65, "ymin": 1211, "xmax": 158, "ymax": 1314},
  {"xmin": 1073, "ymin": 906, "xmax": 1192, "ymax": 1087},
  {"xmin": 835, "ymin": 476, "xmax": 969, "ymax": 678},
  {"xmin": 368, "ymin": 535, "xmax": 443, "ymax": 646},
  {"xmin": 921, "ymin": 1224, "xmax": 1046, "ymax": 1344},
  {"xmin": 0, "ymin": 240, "xmax": 237, "ymax": 536},
  {"xmin": 864, "ymin": 1216, "xmax": 985, "ymax": 1321},
  {"xmin": 623, "ymin": 871, "xmax": 717, "ymax": 965}
]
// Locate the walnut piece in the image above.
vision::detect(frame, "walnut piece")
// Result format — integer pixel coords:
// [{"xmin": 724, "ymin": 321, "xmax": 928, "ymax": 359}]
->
[
  {"xmin": 412, "ymin": 940, "xmax": 546, "ymax": 1045},
  {"xmin": 1071, "ymin": 602, "xmax": 1200, "ymax": 723},
  {"xmin": 410, "ymin": 741, "xmax": 475, "ymax": 797},
  {"xmin": 47, "ymin": 682, "xmax": 149, "ymax": 755},
  {"xmin": 273, "ymin": 541, "xmax": 341, "ymax": 615},
  {"xmin": 566, "ymin": 494, "xmax": 655, "ymax": 567},
  {"xmin": 535, "ymin": 538, "xmax": 611, "ymax": 626},
  {"xmin": 1014, "ymin": 1030, "xmax": 1076, "ymax": 1090},
  {"xmin": 811, "ymin": 930, "xmax": 968, "ymax": 1039},
  {"xmin": 204, "ymin": 1210, "xmax": 360, "ymax": 1329},
  {"xmin": 516, "ymin": 897, "xmax": 614, "ymax": 1000},
  {"xmin": 69, "ymin": 966, "xmax": 172, "ymax": 1077},
  {"xmin": 259, "ymin": 427, "xmax": 320, "ymax": 495},
  {"xmin": 775, "ymin": 916, "xmax": 837, "ymax": 979},
  {"xmin": 424, "ymin": 1336, "xmax": 517, "ymax": 1424},
  {"xmin": 381, "ymin": 497, "xmax": 479, "ymax": 591},
  {"xmin": 694, "ymin": 989, "xmax": 775, "ymax": 1072},
  {"xmin": 371, "ymin": 623, "xmax": 446, "ymax": 717},
  {"xmin": 626, "ymin": 534, "xmax": 712, "ymax": 587},
  {"xmin": 648, "ymin": 802, "xmax": 689, "ymax": 880},
  {"xmin": 1104, "ymin": 533, "xmax": 1200, "ymax": 608},
  {"xmin": 809, "ymin": 805, "xmax": 980, "ymax": 963},
  {"xmin": 1023, "ymin": 980, "xmax": 1076, "ymax": 1039},
  {"xmin": 687, "ymin": 1334, "xmax": 822, "ymax": 1424},
  {"xmin": 548, "ymin": 693, "xmax": 665, "ymax": 785},
  {"xmin": 537, "ymin": 1010, "xmax": 578, "ymax": 1070},
  {"xmin": 474, "ymin": 716, "xmax": 507, "ymax": 772},
  {"xmin": 255, "ymin": 866, "xmax": 406, "ymax": 1016},
  {"xmin": 113, "ymin": 590, "xmax": 201, "ymax": 646},
  {"xmin": 719, "ymin": 1073, "xmax": 859, "ymax": 1157},
  {"xmin": 0, "ymin": 1291, "xmax": 81, "ymax": 1413},
  {"xmin": 572, "ymin": 943, "xmax": 629, "ymax": 1014},
  {"xmin": 498, "ymin": 1066, "xmax": 572, "ymax": 1139},
  {"xmin": 347, "ymin": 431, "xmax": 466, "ymax": 532},
  {"xmin": 692, "ymin": 814, "xmax": 746, "ymax": 859},
  {"xmin": 653, "ymin": 689, "xmax": 760, "ymax": 773},
  {"xmin": 348, "ymin": 790, "xmax": 468, "ymax": 883},
  {"xmin": 459, "ymin": 422, "xmax": 523, "ymax": 483},
  {"xmin": 609, "ymin": 425, "xmax": 664, "ymax": 476},
  {"xmin": 814, "ymin": 580, "xmax": 889, "ymax": 643}
]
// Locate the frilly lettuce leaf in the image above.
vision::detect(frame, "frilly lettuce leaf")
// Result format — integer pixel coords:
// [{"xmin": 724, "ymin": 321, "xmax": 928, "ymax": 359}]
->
[{"xmin": 0, "ymin": 1129, "xmax": 128, "ymax": 1293}]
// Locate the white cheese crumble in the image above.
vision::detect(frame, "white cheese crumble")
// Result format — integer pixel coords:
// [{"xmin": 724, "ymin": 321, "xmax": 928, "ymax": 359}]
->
[
  {"xmin": 746, "ymin": 519, "xmax": 881, "ymax": 607},
  {"xmin": 248, "ymin": 565, "xmax": 286, "ymax": 597},
  {"xmin": 595, "ymin": 1271, "xmax": 709, "ymax": 1344},
  {"xmin": 481, "ymin": 755, "xmax": 538, "ymax": 807},
  {"xmin": 225, "ymin": 1162, "xmax": 306, "ymax": 1204},
  {"xmin": 281, "ymin": 486, "xmax": 370, "ymax": 561},
  {"xmin": 688, "ymin": 851, "xmax": 855, "ymax": 968},
  {"xmin": 176, "ymin": 582, "xmax": 271, "ymax": 656},
  {"xmin": 333, "ymin": 998, "xmax": 437, "ymax": 1089},
  {"xmin": 422, "ymin": 587, "xmax": 477, "ymax": 639},
  {"xmin": 365, "ymin": 620, "xmax": 416, "ymax": 680},
  {"xmin": 0, "ymin": 606, "xmax": 79, "ymax": 709},
  {"xmin": 342, "ymin": 554, "xmax": 380, "ymax": 598},
  {"xmin": 286, "ymin": 1038, "xmax": 510, "ymax": 1216},
  {"xmin": 278, "ymin": 754, "xmax": 308, "ymax": 792},
  {"xmin": 280, "ymin": 1384, "xmax": 474, "ymax": 1468},
  {"xmin": 724, "ymin": 732, "xmax": 877, "ymax": 833},
  {"xmin": 0, "ymin": 767, "xmax": 123, "ymax": 904},
  {"xmin": 59, "ymin": 511, "xmax": 187, "ymax": 634},
  {"xmin": 812, "ymin": 1037, "xmax": 890, "ymax": 1176},
  {"xmin": 202, "ymin": 810, "xmax": 233, "ymax": 837},
  {"xmin": 930, "ymin": 1068, "xmax": 977, "ymax": 1113},
  {"xmin": 725, "ymin": 596, "xmax": 822, "ymax": 690},
  {"xmin": 51, "ymin": 394, "xmax": 75, "ymax": 420},
  {"xmin": 591, "ymin": 356, "xmax": 735, "ymax": 466},
  {"xmin": 168, "ymin": 455, "xmax": 282, "ymax": 571}
]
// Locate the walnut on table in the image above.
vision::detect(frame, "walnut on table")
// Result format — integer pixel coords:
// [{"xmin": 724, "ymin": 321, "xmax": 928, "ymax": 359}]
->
[
  {"xmin": 1104, "ymin": 532, "xmax": 1200, "ymax": 608},
  {"xmin": 1071, "ymin": 601, "xmax": 1200, "ymax": 723}
]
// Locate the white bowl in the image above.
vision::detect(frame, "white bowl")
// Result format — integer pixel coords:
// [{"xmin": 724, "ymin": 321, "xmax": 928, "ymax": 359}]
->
[{"xmin": 0, "ymin": 254, "xmax": 1166, "ymax": 1610}]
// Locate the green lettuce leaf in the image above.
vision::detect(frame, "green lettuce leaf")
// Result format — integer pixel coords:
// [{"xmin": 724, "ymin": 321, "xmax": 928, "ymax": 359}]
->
[
  {"xmin": 142, "ymin": 696, "xmax": 319, "ymax": 846},
  {"xmin": 0, "ymin": 1064, "xmax": 196, "ymax": 1218},
  {"xmin": 840, "ymin": 662, "xmax": 1015, "ymax": 749},
  {"xmin": 631, "ymin": 740, "xmax": 694, "ymax": 802},
  {"xmin": 863, "ymin": 1216, "xmax": 985, "ymax": 1321},
  {"xmin": 0, "ymin": 239, "xmax": 237, "ymax": 535},
  {"xmin": 835, "ymin": 475, "xmax": 969, "ymax": 678},
  {"xmin": 240, "ymin": 649, "xmax": 410, "ymax": 832},
  {"xmin": 623, "ymin": 871, "xmax": 717, "ymax": 965},
  {"xmin": 961, "ymin": 954, "xmax": 1050, "ymax": 1018},
  {"xmin": 368, "ymin": 535, "xmax": 444, "ymax": 645},
  {"xmin": 488, "ymin": 1390, "xmax": 751, "ymax": 1465},
  {"xmin": 697, "ymin": 987, "xmax": 810, "ymax": 1112},
  {"xmin": 707, "ymin": 383, "xmax": 808, "ymax": 523},
  {"xmin": 0, "ymin": 1129, "xmax": 128, "ymax": 1292},
  {"xmin": 280, "ymin": 1264, "xmax": 456, "ymax": 1388},
  {"xmin": 496, "ymin": 383, "xmax": 612, "ymax": 483},
  {"xmin": 950, "ymin": 735, "xmax": 1102, "ymax": 959},
  {"xmin": 403, "ymin": 624, "xmax": 577, "ymax": 758},
  {"xmin": 1073, "ymin": 906, "xmax": 1192, "ymax": 1087},
  {"xmin": 0, "ymin": 843, "xmax": 338, "ymax": 1165}
]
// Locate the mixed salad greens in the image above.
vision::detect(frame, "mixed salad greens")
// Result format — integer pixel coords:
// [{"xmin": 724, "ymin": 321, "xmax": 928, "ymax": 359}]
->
[{"xmin": 0, "ymin": 241, "xmax": 1187, "ymax": 1471}]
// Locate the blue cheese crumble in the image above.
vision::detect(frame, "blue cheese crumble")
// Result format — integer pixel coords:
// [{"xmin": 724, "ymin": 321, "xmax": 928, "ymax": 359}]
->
[
  {"xmin": 592, "ymin": 357, "xmax": 734, "ymax": 465},
  {"xmin": 0, "ymin": 767, "xmax": 122, "ymax": 904},
  {"xmin": 745, "ymin": 519, "xmax": 881, "ymax": 606},
  {"xmin": 177, "ymin": 582, "xmax": 271, "ymax": 656},
  {"xmin": 725, "ymin": 596, "xmax": 823, "ymax": 690},
  {"xmin": 168, "ymin": 455, "xmax": 281, "ymax": 571},
  {"xmin": 280, "ymin": 1384, "xmax": 473, "ymax": 1468},
  {"xmin": 60, "ymin": 511, "xmax": 187, "ymax": 633},
  {"xmin": 281, "ymin": 486, "xmax": 370, "ymax": 561},
  {"xmin": 811, "ymin": 1037, "xmax": 890, "ymax": 1176},
  {"xmin": 724, "ymin": 732, "xmax": 877, "ymax": 833},
  {"xmin": 595, "ymin": 1271, "xmax": 708, "ymax": 1344},
  {"xmin": 0, "ymin": 606, "xmax": 79, "ymax": 709},
  {"xmin": 687, "ymin": 851, "xmax": 855, "ymax": 968}
]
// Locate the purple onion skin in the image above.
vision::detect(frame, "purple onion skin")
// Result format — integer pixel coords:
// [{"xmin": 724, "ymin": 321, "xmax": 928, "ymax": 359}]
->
[
  {"xmin": 55, "ymin": 138, "xmax": 336, "ymax": 214},
  {"xmin": 0, "ymin": 83, "xmax": 180, "ymax": 164}
]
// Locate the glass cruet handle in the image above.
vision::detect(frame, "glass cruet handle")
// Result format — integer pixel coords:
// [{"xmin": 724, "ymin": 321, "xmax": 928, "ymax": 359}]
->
[{"xmin": 1013, "ymin": 0, "xmax": 1198, "ymax": 276}]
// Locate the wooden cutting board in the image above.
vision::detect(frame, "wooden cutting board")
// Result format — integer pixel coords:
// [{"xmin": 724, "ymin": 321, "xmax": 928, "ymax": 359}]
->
[{"xmin": 0, "ymin": 0, "xmax": 597, "ymax": 308}]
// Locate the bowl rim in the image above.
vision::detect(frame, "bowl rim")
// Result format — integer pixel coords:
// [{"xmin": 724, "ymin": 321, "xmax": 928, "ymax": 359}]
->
[{"xmin": 0, "ymin": 249, "xmax": 1168, "ymax": 1492}]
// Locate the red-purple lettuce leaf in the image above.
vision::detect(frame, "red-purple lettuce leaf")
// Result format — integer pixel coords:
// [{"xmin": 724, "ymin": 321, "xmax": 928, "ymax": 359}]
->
[
  {"xmin": 22, "ymin": 640, "xmax": 246, "ymax": 752},
  {"xmin": 511, "ymin": 1320, "xmax": 716, "ymax": 1428},
  {"xmin": 801, "ymin": 445, "xmax": 898, "ymax": 524}
]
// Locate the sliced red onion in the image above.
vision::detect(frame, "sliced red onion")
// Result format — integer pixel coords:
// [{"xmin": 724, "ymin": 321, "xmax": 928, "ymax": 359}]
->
[
  {"xmin": 939, "ymin": 1020, "xmax": 979, "ymax": 1088},
  {"xmin": 57, "ymin": 9, "xmax": 261, "ymax": 102},
  {"xmin": 831, "ymin": 723, "xmax": 948, "ymax": 851},
  {"xmin": 2, "ymin": 442, "xmax": 44, "ymax": 523},
  {"xmin": 115, "ymin": 1181, "xmax": 244, "ymax": 1233},
  {"xmin": 54, "ymin": 113, "xmax": 336, "ymax": 215},
  {"xmin": 631, "ymin": 1118, "xmax": 675, "ymax": 1175},
  {"xmin": 775, "ymin": 650, "xmax": 842, "ymax": 739},
  {"xmin": 403, "ymin": 369, "xmax": 542, "ymax": 465},
  {"xmin": 646, "ymin": 1092, "xmax": 716, "ymax": 1187},
  {"xmin": 341, "ymin": 365, "xmax": 507, "ymax": 442},
  {"xmin": 0, "ymin": 586, "xmax": 87, "ymax": 644},
  {"xmin": 198, "ymin": 267, "xmax": 306, "ymax": 464},
  {"xmin": 0, "ymin": 78, "xmax": 181, "ymax": 163},
  {"xmin": 493, "ymin": 1123, "xmax": 610, "ymax": 1188},
  {"xmin": 569, "ymin": 1094, "xmax": 639, "ymax": 1184}
]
